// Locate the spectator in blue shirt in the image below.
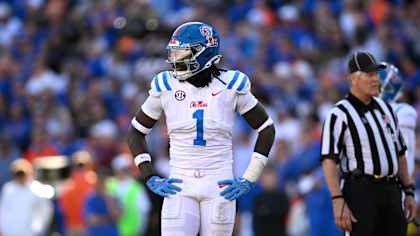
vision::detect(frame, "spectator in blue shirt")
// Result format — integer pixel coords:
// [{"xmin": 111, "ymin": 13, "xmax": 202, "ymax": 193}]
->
[{"xmin": 84, "ymin": 171, "xmax": 120, "ymax": 236}]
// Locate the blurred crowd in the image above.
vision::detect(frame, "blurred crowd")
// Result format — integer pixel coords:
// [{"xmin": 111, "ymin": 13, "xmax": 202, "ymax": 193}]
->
[{"xmin": 0, "ymin": 0, "xmax": 420, "ymax": 236}]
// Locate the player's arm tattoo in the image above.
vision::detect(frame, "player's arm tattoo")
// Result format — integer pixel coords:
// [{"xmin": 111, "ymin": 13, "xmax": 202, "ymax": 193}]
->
[
  {"xmin": 127, "ymin": 109, "xmax": 158, "ymax": 181},
  {"xmin": 242, "ymin": 103, "xmax": 275, "ymax": 156}
]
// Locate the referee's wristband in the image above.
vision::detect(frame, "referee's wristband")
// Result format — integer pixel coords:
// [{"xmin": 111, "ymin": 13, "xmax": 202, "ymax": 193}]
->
[{"xmin": 331, "ymin": 195, "xmax": 344, "ymax": 200}]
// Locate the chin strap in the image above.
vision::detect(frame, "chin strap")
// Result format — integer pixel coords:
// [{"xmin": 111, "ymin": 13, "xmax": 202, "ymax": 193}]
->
[{"xmin": 204, "ymin": 55, "xmax": 222, "ymax": 69}]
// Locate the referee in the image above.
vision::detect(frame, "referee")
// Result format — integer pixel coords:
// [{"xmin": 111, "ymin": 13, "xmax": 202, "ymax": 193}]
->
[{"xmin": 320, "ymin": 51, "xmax": 416, "ymax": 236}]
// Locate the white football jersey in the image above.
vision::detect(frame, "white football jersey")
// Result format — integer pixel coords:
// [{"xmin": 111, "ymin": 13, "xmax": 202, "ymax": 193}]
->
[
  {"xmin": 141, "ymin": 70, "xmax": 258, "ymax": 169},
  {"xmin": 392, "ymin": 102, "xmax": 417, "ymax": 176}
]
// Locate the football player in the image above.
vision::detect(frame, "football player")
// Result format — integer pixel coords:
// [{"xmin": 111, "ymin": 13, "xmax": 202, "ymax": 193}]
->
[
  {"xmin": 379, "ymin": 62, "xmax": 417, "ymax": 179},
  {"xmin": 127, "ymin": 22, "xmax": 275, "ymax": 236}
]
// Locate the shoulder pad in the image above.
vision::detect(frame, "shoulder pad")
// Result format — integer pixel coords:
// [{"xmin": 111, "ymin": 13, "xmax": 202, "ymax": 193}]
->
[
  {"xmin": 149, "ymin": 71, "xmax": 172, "ymax": 97},
  {"xmin": 225, "ymin": 70, "xmax": 251, "ymax": 94},
  {"xmin": 395, "ymin": 103, "xmax": 417, "ymax": 116},
  {"xmin": 395, "ymin": 103, "xmax": 417, "ymax": 128}
]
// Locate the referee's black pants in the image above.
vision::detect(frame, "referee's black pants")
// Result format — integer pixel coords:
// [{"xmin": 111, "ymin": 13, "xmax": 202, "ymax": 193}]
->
[{"xmin": 342, "ymin": 175, "xmax": 407, "ymax": 236}]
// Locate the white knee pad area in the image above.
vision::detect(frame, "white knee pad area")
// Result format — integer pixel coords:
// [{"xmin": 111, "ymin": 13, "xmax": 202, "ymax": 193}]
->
[
  {"xmin": 161, "ymin": 196, "xmax": 200, "ymax": 236},
  {"xmin": 200, "ymin": 198, "xmax": 235, "ymax": 236}
]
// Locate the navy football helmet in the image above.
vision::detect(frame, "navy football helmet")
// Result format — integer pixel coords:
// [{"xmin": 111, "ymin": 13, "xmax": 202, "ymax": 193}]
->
[
  {"xmin": 379, "ymin": 62, "xmax": 403, "ymax": 102},
  {"xmin": 166, "ymin": 22, "xmax": 222, "ymax": 80}
]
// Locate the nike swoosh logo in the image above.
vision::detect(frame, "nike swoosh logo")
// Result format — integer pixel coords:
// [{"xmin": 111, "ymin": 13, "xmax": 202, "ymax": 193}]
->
[{"xmin": 211, "ymin": 90, "xmax": 223, "ymax": 96}]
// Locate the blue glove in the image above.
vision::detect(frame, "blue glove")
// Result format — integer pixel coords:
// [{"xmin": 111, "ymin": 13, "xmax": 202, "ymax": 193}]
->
[
  {"xmin": 218, "ymin": 177, "xmax": 254, "ymax": 201},
  {"xmin": 146, "ymin": 176, "xmax": 183, "ymax": 197}
]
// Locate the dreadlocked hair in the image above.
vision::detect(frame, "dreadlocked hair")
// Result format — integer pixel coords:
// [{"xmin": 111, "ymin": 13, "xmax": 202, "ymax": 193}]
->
[{"xmin": 185, "ymin": 65, "xmax": 223, "ymax": 87}]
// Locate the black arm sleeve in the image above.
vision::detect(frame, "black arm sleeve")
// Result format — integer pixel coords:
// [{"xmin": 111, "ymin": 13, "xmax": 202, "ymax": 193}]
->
[
  {"xmin": 127, "ymin": 109, "xmax": 158, "ymax": 180},
  {"xmin": 241, "ymin": 103, "xmax": 276, "ymax": 156}
]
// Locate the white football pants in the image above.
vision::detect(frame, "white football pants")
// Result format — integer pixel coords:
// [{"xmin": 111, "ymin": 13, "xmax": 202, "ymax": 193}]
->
[{"xmin": 161, "ymin": 167, "xmax": 236, "ymax": 236}]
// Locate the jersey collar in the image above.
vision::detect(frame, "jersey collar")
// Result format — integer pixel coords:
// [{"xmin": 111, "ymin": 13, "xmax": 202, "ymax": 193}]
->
[{"xmin": 346, "ymin": 93, "xmax": 377, "ymax": 113}]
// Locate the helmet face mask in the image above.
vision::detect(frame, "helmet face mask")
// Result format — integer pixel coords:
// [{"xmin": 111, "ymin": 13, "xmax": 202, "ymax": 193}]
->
[
  {"xmin": 167, "ymin": 44, "xmax": 205, "ymax": 80},
  {"xmin": 168, "ymin": 48, "xmax": 193, "ymax": 63},
  {"xmin": 166, "ymin": 22, "xmax": 221, "ymax": 80},
  {"xmin": 379, "ymin": 62, "xmax": 403, "ymax": 102}
]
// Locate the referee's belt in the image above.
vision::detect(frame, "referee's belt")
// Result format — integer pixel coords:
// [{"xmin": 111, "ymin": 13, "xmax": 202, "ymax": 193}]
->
[{"xmin": 344, "ymin": 172, "xmax": 398, "ymax": 184}]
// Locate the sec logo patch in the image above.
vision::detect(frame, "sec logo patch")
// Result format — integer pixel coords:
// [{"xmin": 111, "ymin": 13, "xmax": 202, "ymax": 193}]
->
[{"xmin": 175, "ymin": 90, "xmax": 186, "ymax": 101}]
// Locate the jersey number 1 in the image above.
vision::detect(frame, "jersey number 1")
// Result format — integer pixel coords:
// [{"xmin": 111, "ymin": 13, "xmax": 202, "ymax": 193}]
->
[{"xmin": 193, "ymin": 109, "xmax": 206, "ymax": 146}]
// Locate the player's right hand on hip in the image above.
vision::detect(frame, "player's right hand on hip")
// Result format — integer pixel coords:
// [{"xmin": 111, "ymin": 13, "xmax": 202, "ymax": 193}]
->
[{"xmin": 146, "ymin": 176, "xmax": 182, "ymax": 197}]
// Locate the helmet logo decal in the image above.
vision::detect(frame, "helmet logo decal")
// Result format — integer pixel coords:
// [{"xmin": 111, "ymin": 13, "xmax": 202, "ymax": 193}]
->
[
  {"xmin": 200, "ymin": 25, "xmax": 213, "ymax": 37},
  {"xmin": 168, "ymin": 38, "xmax": 180, "ymax": 47},
  {"xmin": 200, "ymin": 25, "xmax": 218, "ymax": 47}
]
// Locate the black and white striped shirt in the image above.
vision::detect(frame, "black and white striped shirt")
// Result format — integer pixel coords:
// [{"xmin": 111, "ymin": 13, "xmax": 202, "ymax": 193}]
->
[{"xmin": 321, "ymin": 93, "xmax": 407, "ymax": 176}]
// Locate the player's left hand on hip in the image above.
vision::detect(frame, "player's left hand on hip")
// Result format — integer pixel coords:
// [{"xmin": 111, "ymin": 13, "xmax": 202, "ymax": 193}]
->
[
  {"xmin": 405, "ymin": 195, "xmax": 417, "ymax": 222},
  {"xmin": 218, "ymin": 177, "xmax": 254, "ymax": 201}
]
